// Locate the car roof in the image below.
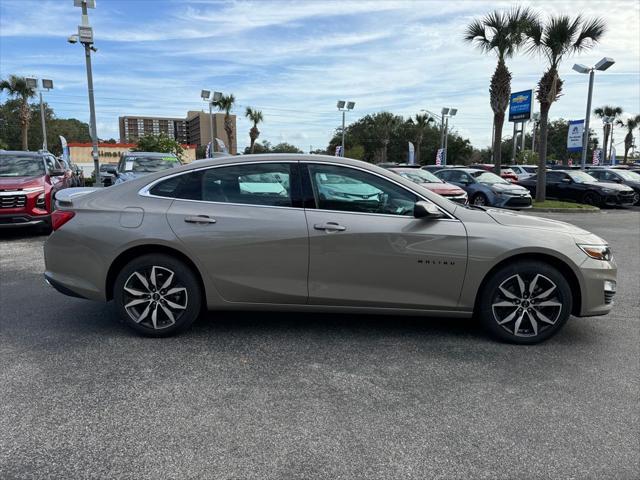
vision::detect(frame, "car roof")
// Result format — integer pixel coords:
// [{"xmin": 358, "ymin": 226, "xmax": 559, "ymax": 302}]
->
[
  {"xmin": 437, "ymin": 167, "xmax": 485, "ymax": 173},
  {"xmin": 0, "ymin": 150, "xmax": 49, "ymax": 157},
  {"xmin": 123, "ymin": 151, "xmax": 179, "ymax": 157}
]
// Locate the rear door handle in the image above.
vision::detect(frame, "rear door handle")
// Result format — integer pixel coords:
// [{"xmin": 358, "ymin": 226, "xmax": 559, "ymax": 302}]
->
[
  {"xmin": 184, "ymin": 215, "xmax": 216, "ymax": 224},
  {"xmin": 314, "ymin": 222, "xmax": 346, "ymax": 232}
]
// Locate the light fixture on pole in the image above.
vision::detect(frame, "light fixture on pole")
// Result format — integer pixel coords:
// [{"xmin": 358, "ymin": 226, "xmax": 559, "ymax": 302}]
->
[
  {"xmin": 27, "ymin": 78, "xmax": 54, "ymax": 151},
  {"xmin": 202, "ymin": 90, "xmax": 223, "ymax": 156},
  {"xmin": 440, "ymin": 108, "xmax": 457, "ymax": 166},
  {"xmin": 70, "ymin": 0, "xmax": 100, "ymax": 184},
  {"xmin": 572, "ymin": 57, "xmax": 615, "ymax": 170},
  {"xmin": 337, "ymin": 100, "xmax": 355, "ymax": 157}
]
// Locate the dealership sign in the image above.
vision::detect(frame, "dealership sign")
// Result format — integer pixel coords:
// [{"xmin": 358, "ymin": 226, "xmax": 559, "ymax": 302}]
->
[
  {"xmin": 567, "ymin": 119, "xmax": 584, "ymax": 152},
  {"xmin": 509, "ymin": 90, "xmax": 533, "ymax": 122}
]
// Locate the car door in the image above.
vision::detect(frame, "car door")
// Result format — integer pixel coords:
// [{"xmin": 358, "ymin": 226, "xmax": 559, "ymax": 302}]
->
[
  {"xmin": 303, "ymin": 162, "xmax": 467, "ymax": 310},
  {"xmin": 162, "ymin": 161, "xmax": 309, "ymax": 304}
]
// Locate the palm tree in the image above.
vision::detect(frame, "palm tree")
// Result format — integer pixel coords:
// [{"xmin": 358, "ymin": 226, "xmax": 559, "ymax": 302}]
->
[
  {"xmin": 528, "ymin": 15, "xmax": 606, "ymax": 201},
  {"xmin": 619, "ymin": 114, "xmax": 640, "ymax": 164},
  {"xmin": 464, "ymin": 7, "xmax": 536, "ymax": 175},
  {"xmin": 0, "ymin": 75, "xmax": 36, "ymax": 150},
  {"xmin": 594, "ymin": 105, "xmax": 623, "ymax": 162},
  {"xmin": 213, "ymin": 93, "xmax": 235, "ymax": 153},
  {"xmin": 413, "ymin": 113, "xmax": 434, "ymax": 164},
  {"xmin": 245, "ymin": 107, "xmax": 263, "ymax": 154},
  {"xmin": 368, "ymin": 112, "xmax": 400, "ymax": 163}
]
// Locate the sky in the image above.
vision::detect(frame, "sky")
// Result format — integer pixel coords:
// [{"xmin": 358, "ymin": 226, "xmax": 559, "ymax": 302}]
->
[{"xmin": 1, "ymin": 0, "xmax": 639, "ymax": 155}]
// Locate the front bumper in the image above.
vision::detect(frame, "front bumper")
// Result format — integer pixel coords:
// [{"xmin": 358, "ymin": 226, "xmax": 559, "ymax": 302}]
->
[
  {"xmin": 575, "ymin": 257, "xmax": 617, "ymax": 317},
  {"xmin": 0, "ymin": 213, "xmax": 50, "ymax": 229},
  {"xmin": 602, "ymin": 192, "xmax": 636, "ymax": 207},
  {"xmin": 493, "ymin": 194, "xmax": 532, "ymax": 210}
]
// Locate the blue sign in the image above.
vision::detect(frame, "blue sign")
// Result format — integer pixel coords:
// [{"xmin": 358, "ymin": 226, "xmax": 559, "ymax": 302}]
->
[
  {"xmin": 509, "ymin": 89, "xmax": 532, "ymax": 122},
  {"xmin": 567, "ymin": 120, "xmax": 584, "ymax": 152}
]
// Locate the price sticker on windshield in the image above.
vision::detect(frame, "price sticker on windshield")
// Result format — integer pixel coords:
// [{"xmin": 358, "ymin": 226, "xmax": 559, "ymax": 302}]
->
[{"xmin": 125, "ymin": 161, "xmax": 134, "ymax": 171}]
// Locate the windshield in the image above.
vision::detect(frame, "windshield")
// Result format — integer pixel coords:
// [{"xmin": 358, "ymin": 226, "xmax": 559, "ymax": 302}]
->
[
  {"xmin": 615, "ymin": 170, "xmax": 640, "ymax": 181},
  {"xmin": 0, "ymin": 155, "xmax": 46, "ymax": 177},
  {"xmin": 523, "ymin": 166, "xmax": 537, "ymax": 173},
  {"xmin": 471, "ymin": 171, "xmax": 509, "ymax": 184},
  {"xmin": 123, "ymin": 156, "xmax": 180, "ymax": 173},
  {"xmin": 568, "ymin": 171, "xmax": 597, "ymax": 183},
  {"xmin": 395, "ymin": 169, "xmax": 442, "ymax": 183}
]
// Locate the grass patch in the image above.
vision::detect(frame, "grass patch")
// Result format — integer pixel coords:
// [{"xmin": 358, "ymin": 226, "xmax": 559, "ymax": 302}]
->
[{"xmin": 532, "ymin": 200, "xmax": 598, "ymax": 210}]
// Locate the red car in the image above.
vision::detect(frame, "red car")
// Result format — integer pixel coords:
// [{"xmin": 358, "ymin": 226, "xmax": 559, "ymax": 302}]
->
[
  {"xmin": 387, "ymin": 167, "xmax": 468, "ymax": 204},
  {"xmin": 0, "ymin": 150, "xmax": 72, "ymax": 233},
  {"xmin": 469, "ymin": 164, "xmax": 519, "ymax": 183}
]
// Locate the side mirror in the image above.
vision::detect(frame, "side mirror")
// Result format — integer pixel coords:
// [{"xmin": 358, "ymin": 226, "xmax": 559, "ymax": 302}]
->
[
  {"xmin": 414, "ymin": 201, "xmax": 444, "ymax": 219},
  {"xmin": 561, "ymin": 178, "xmax": 572, "ymax": 183},
  {"xmin": 49, "ymin": 168, "xmax": 65, "ymax": 177}
]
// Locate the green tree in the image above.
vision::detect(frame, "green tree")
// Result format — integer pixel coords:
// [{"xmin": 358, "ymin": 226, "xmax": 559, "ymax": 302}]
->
[
  {"xmin": 271, "ymin": 142, "xmax": 303, "ymax": 153},
  {"xmin": 0, "ymin": 75, "xmax": 36, "ymax": 150},
  {"xmin": 619, "ymin": 114, "xmax": 640, "ymax": 164},
  {"xmin": 593, "ymin": 105, "xmax": 623, "ymax": 162},
  {"xmin": 213, "ymin": 94, "xmax": 235, "ymax": 152},
  {"xmin": 244, "ymin": 107, "xmax": 263, "ymax": 154},
  {"xmin": 412, "ymin": 113, "xmax": 435, "ymax": 164},
  {"xmin": 465, "ymin": 7, "xmax": 536, "ymax": 174},
  {"xmin": 133, "ymin": 132, "xmax": 184, "ymax": 159},
  {"xmin": 368, "ymin": 112, "xmax": 401, "ymax": 162},
  {"xmin": 528, "ymin": 14, "xmax": 605, "ymax": 201}
]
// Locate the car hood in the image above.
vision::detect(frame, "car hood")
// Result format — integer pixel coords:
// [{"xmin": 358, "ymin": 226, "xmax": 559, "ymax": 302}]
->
[
  {"xmin": 423, "ymin": 182, "xmax": 465, "ymax": 195},
  {"xmin": 0, "ymin": 175, "xmax": 45, "ymax": 190},
  {"xmin": 595, "ymin": 181, "xmax": 635, "ymax": 191},
  {"xmin": 486, "ymin": 182, "xmax": 530, "ymax": 194},
  {"xmin": 115, "ymin": 171, "xmax": 150, "ymax": 183},
  {"xmin": 485, "ymin": 208, "xmax": 590, "ymax": 235}
]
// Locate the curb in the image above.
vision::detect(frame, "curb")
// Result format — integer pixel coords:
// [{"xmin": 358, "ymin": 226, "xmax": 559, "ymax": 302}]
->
[{"xmin": 528, "ymin": 208, "xmax": 600, "ymax": 213}]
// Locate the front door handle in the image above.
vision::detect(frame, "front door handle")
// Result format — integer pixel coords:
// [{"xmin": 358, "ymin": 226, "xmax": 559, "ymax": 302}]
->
[
  {"xmin": 184, "ymin": 215, "xmax": 216, "ymax": 224},
  {"xmin": 314, "ymin": 222, "xmax": 346, "ymax": 232}
]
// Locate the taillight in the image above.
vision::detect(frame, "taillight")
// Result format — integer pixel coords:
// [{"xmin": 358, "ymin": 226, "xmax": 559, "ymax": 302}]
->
[{"xmin": 51, "ymin": 210, "xmax": 75, "ymax": 231}]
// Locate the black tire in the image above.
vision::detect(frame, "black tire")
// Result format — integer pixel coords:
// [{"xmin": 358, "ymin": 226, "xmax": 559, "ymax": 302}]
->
[
  {"xmin": 582, "ymin": 191, "xmax": 602, "ymax": 207},
  {"xmin": 471, "ymin": 193, "xmax": 488, "ymax": 206},
  {"xmin": 113, "ymin": 253, "xmax": 202, "ymax": 337},
  {"xmin": 478, "ymin": 260, "xmax": 572, "ymax": 344}
]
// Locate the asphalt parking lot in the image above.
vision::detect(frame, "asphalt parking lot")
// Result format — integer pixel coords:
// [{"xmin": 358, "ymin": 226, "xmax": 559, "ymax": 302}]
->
[{"xmin": 1, "ymin": 210, "xmax": 638, "ymax": 480}]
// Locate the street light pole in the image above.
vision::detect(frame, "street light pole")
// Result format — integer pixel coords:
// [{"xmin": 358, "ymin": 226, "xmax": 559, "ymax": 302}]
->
[
  {"xmin": 573, "ymin": 57, "xmax": 615, "ymax": 170},
  {"xmin": 336, "ymin": 100, "xmax": 354, "ymax": 157},
  {"xmin": 39, "ymin": 91, "xmax": 47, "ymax": 151},
  {"xmin": 341, "ymin": 110, "xmax": 346, "ymax": 157}
]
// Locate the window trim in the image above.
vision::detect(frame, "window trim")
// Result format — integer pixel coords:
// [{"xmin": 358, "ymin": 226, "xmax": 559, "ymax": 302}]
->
[{"xmin": 140, "ymin": 160, "xmax": 302, "ymax": 210}]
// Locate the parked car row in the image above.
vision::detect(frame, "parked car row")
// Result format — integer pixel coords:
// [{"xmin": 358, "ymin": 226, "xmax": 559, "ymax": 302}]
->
[{"xmin": 100, "ymin": 152, "xmax": 182, "ymax": 187}]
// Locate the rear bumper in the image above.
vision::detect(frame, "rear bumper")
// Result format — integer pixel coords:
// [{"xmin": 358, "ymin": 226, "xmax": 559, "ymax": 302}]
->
[
  {"xmin": 0, "ymin": 213, "xmax": 50, "ymax": 229},
  {"xmin": 44, "ymin": 273, "xmax": 87, "ymax": 299}
]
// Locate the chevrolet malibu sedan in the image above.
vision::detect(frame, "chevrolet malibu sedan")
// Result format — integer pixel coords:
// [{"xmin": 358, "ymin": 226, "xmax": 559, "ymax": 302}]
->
[
  {"xmin": 44, "ymin": 154, "xmax": 616, "ymax": 344},
  {"xmin": 436, "ymin": 168, "xmax": 532, "ymax": 209},
  {"xmin": 387, "ymin": 167, "xmax": 468, "ymax": 204}
]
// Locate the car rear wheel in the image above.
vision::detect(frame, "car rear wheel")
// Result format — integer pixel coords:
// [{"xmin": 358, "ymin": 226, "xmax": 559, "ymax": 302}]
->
[
  {"xmin": 471, "ymin": 193, "xmax": 488, "ymax": 206},
  {"xmin": 478, "ymin": 261, "xmax": 572, "ymax": 344},
  {"xmin": 582, "ymin": 191, "xmax": 602, "ymax": 207},
  {"xmin": 113, "ymin": 254, "xmax": 202, "ymax": 337}
]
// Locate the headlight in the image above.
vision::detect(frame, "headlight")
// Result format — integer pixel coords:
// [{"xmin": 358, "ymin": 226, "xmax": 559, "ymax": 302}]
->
[
  {"xmin": 600, "ymin": 188, "xmax": 615, "ymax": 194},
  {"xmin": 36, "ymin": 192, "xmax": 46, "ymax": 208},
  {"xmin": 578, "ymin": 244, "xmax": 612, "ymax": 261}
]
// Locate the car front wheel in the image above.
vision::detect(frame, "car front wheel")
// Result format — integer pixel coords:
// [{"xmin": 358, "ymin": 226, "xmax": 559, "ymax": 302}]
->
[
  {"xmin": 478, "ymin": 261, "xmax": 572, "ymax": 344},
  {"xmin": 113, "ymin": 254, "xmax": 202, "ymax": 337},
  {"xmin": 471, "ymin": 193, "xmax": 488, "ymax": 206}
]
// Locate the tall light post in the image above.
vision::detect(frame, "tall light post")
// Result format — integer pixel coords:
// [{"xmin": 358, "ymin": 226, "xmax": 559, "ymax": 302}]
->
[
  {"xmin": 573, "ymin": 57, "xmax": 615, "ymax": 170},
  {"xmin": 26, "ymin": 78, "xmax": 53, "ymax": 151},
  {"xmin": 337, "ymin": 100, "xmax": 355, "ymax": 157},
  {"xmin": 440, "ymin": 107, "xmax": 457, "ymax": 165},
  {"xmin": 201, "ymin": 90, "xmax": 222, "ymax": 156},
  {"xmin": 69, "ymin": 0, "xmax": 99, "ymax": 182}
]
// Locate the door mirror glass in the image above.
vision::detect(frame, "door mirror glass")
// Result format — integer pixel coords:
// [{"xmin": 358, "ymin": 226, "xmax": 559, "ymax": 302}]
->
[
  {"xmin": 414, "ymin": 201, "xmax": 444, "ymax": 219},
  {"xmin": 49, "ymin": 168, "xmax": 65, "ymax": 177},
  {"xmin": 561, "ymin": 177, "xmax": 572, "ymax": 183}
]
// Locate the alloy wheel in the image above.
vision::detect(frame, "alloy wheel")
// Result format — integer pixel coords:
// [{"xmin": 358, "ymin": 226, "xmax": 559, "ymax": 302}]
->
[
  {"xmin": 491, "ymin": 273, "xmax": 563, "ymax": 338},
  {"xmin": 122, "ymin": 266, "xmax": 188, "ymax": 330},
  {"xmin": 473, "ymin": 195, "xmax": 486, "ymax": 206}
]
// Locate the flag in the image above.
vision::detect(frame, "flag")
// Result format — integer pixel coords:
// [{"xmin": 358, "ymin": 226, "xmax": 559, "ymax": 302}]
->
[
  {"xmin": 59, "ymin": 136, "xmax": 70, "ymax": 162},
  {"xmin": 435, "ymin": 148, "xmax": 444, "ymax": 166},
  {"xmin": 335, "ymin": 145, "xmax": 343, "ymax": 157},
  {"xmin": 592, "ymin": 148, "xmax": 601, "ymax": 166},
  {"xmin": 205, "ymin": 142, "xmax": 212, "ymax": 158},
  {"xmin": 408, "ymin": 142, "xmax": 415, "ymax": 165},
  {"xmin": 611, "ymin": 147, "xmax": 617, "ymax": 165},
  {"xmin": 215, "ymin": 138, "xmax": 228, "ymax": 153},
  {"xmin": 568, "ymin": 159, "xmax": 573, "ymax": 167}
]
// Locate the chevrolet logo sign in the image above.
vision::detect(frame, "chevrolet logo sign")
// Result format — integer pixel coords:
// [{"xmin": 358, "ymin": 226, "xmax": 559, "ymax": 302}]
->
[{"xmin": 512, "ymin": 95, "xmax": 528, "ymax": 103}]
